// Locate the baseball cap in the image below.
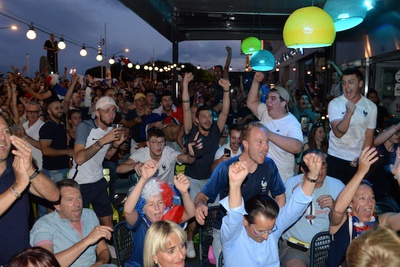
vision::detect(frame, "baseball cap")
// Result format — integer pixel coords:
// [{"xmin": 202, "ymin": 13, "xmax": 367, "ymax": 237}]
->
[
  {"xmin": 96, "ymin": 96, "xmax": 118, "ymax": 110},
  {"xmin": 134, "ymin": 93, "xmax": 146, "ymax": 101},
  {"xmin": 271, "ymin": 86, "xmax": 290, "ymax": 103}
]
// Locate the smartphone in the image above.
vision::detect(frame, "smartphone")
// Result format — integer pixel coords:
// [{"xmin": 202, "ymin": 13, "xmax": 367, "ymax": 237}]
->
[{"xmin": 224, "ymin": 148, "xmax": 231, "ymax": 157}]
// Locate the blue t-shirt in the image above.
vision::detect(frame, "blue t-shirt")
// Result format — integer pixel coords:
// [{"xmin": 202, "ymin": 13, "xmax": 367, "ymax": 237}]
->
[
  {"xmin": 185, "ymin": 123, "xmax": 221, "ymax": 180},
  {"xmin": 202, "ymin": 156, "xmax": 285, "ymax": 229},
  {"xmin": 39, "ymin": 119, "xmax": 69, "ymax": 170},
  {"xmin": 0, "ymin": 158, "xmax": 30, "ymax": 264},
  {"xmin": 125, "ymin": 218, "xmax": 149, "ymax": 267}
]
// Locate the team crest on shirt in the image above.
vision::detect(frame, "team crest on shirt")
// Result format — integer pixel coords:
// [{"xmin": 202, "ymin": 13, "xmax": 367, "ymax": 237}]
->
[
  {"xmin": 261, "ymin": 179, "xmax": 268, "ymax": 192},
  {"xmin": 363, "ymin": 109, "xmax": 368, "ymax": 117}
]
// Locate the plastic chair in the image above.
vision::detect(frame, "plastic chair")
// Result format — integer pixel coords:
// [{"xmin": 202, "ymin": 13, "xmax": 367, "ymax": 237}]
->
[
  {"xmin": 309, "ymin": 231, "xmax": 331, "ymax": 267},
  {"xmin": 375, "ymin": 202, "xmax": 396, "ymax": 215},
  {"xmin": 113, "ymin": 220, "xmax": 134, "ymax": 267},
  {"xmin": 199, "ymin": 206, "xmax": 219, "ymax": 261}
]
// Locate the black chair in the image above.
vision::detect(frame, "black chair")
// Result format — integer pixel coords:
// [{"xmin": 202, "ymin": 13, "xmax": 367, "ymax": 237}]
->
[
  {"xmin": 375, "ymin": 201, "xmax": 396, "ymax": 215},
  {"xmin": 309, "ymin": 231, "xmax": 331, "ymax": 267},
  {"xmin": 199, "ymin": 206, "xmax": 219, "ymax": 261},
  {"xmin": 113, "ymin": 220, "xmax": 133, "ymax": 267},
  {"xmin": 218, "ymin": 252, "xmax": 224, "ymax": 267}
]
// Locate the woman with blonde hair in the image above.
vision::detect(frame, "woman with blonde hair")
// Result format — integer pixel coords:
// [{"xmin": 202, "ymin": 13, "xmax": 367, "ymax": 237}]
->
[
  {"xmin": 346, "ymin": 226, "xmax": 400, "ymax": 267},
  {"xmin": 144, "ymin": 220, "xmax": 187, "ymax": 267}
]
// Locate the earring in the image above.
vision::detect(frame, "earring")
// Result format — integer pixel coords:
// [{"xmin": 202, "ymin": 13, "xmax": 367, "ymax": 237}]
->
[{"xmin": 155, "ymin": 261, "xmax": 158, "ymax": 265}]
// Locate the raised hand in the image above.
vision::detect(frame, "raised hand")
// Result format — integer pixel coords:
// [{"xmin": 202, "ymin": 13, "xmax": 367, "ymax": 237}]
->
[
  {"xmin": 218, "ymin": 78, "xmax": 231, "ymax": 91},
  {"xmin": 390, "ymin": 147, "xmax": 400, "ymax": 177},
  {"xmin": 357, "ymin": 146, "xmax": 378, "ymax": 175},
  {"xmin": 183, "ymin": 72, "xmax": 194, "ymax": 85},
  {"xmin": 140, "ymin": 160, "xmax": 158, "ymax": 180},
  {"xmin": 228, "ymin": 161, "xmax": 249, "ymax": 187},
  {"xmin": 187, "ymin": 131, "xmax": 202, "ymax": 157},
  {"xmin": 303, "ymin": 153, "xmax": 322, "ymax": 177},
  {"xmin": 253, "ymin": 72, "xmax": 265, "ymax": 83},
  {"xmin": 174, "ymin": 173, "xmax": 190, "ymax": 194}
]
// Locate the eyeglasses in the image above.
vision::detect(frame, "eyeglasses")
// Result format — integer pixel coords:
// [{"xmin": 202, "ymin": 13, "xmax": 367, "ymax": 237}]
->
[
  {"xmin": 149, "ymin": 140, "xmax": 166, "ymax": 146},
  {"xmin": 26, "ymin": 110, "xmax": 40, "ymax": 114},
  {"xmin": 250, "ymin": 223, "xmax": 278, "ymax": 236}
]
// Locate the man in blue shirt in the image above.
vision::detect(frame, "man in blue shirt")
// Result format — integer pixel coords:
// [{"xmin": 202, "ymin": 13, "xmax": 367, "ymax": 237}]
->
[
  {"xmin": 221, "ymin": 152, "xmax": 321, "ymax": 267},
  {"xmin": 194, "ymin": 122, "xmax": 286, "ymax": 264}
]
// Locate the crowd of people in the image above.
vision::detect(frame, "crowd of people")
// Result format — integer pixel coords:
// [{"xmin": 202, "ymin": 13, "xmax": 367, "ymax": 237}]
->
[{"xmin": 0, "ymin": 45, "xmax": 400, "ymax": 267}]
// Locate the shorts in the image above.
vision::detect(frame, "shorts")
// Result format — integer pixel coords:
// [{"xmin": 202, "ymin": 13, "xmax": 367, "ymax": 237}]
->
[
  {"xmin": 80, "ymin": 178, "xmax": 112, "ymax": 217},
  {"xmin": 279, "ymin": 239, "xmax": 310, "ymax": 267}
]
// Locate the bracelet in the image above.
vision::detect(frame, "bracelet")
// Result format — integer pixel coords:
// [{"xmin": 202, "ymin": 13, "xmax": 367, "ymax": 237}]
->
[
  {"xmin": 11, "ymin": 185, "xmax": 21, "ymax": 198},
  {"xmin": 394, "ymin": 174, "xmax": 400, "ymax": 180},
  {"xmin": 112, "ymin": 144, "xmax": 119, "ymax": 149},
  {"xmin": 306, "ymin": 173, "xmax": 318, "ymax": 183},
  {"xmin": 182, "ymin": 99, "xmax": 190, "ymax": 103},
  {"xmin": 223, "ymin": 90, "xmax": 230, "ymax": 92}
]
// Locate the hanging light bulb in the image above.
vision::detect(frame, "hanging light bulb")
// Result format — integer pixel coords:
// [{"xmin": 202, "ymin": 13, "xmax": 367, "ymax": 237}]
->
[
  {"xmin": 127, "ymin": 63, "xmax": 133, "ymax": 68},
  {"xmin": 197, "ymin": 65, "xmax": 201, "ymax": 70},
  {"xmin": 144, "ymin": 65, "xmax": 149, "ymax": 70},
  {"xmin": 154, "ymin": 66, "xmax": 159, "ymax": 71},
  {"xmin": 58, "ymin": 36, "xmax": 66, "ymax": 50},
  {"xmin": 96, "ymin": 52, "xmax": 103, "ymax": 62},
  {"xmin": 109, "ymin": 56, "xmax": 115, "ymax": 65},
  {"xmin": 135, "ymin": 63, "xmax": 140, "ymax": 70},
  {"xmin": 80, "ymin": 45, "xmax": 87, "ymax": 57},
  {"xmin": 241, "ymin": 37, "xmax": 262, "ymax": 54},
  {"xmin": 26, "ymin": 24, "xmax": 36, "ymax": 40},
  {"xmin": 249, "ymin": 50, "xmax": 276, "ymax": 71}
]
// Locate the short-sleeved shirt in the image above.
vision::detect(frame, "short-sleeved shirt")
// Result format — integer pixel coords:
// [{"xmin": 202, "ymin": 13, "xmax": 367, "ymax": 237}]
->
[
  {"xmin": 282, "ymin": 174, "xmax": 345, "ymax": 243},
  {"xmin": 125, "ymin": 218, "xmax": 149, "ymax": 267},
  {"xmin": 257, "ymin": 104, "xmax": 303, "ymax": 182},
  {"xmin": 202, "ymin": 156, "xmax": 285, "ymax": 229},
  {"xmin": 184, "ymin": 123, "xmax": 221, "ymax": 180},
  {"xmin": 0, "ymin": 158, "xmax": 30, "ymax": 265},
  {"xmin": 69, "ymin": 119, "xmax": 111, "ymax": 184},
  {"xmin": 30, "ymin": 209, "xmax": 99, "ymax": 267},
  {"xmin": 328, "ymin": 95, "xmax": 377, "ymax": 161},
  {"xmin": 39, "ymin": 119, "xmax": 70, "ymax": 170},
  {"xmin": 129, "ymin": 146, "xmax": 181, "ymax": 184}
]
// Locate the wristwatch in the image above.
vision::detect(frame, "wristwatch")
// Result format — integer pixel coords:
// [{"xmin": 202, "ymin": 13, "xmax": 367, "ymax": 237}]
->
[
  {"xmin": 306, "ymin": 173, "xmax": 318, "ymax": 183},
  {"xmin": 29, "ymin": 166, "xmax": 40, "ymax": 181}
]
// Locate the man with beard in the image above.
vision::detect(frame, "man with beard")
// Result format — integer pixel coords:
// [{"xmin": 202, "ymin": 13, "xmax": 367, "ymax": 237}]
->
[
  {"xmin": 0, "ymin": 116, "xmax": 59, "ymax": 265},
  {"xmin": 327, "ymin": 68, "xmax": 377, "ymax": 184},
  {"xmin": 39, "ymin": 98, "xmax": 73, "ymax": 185},
  {"xmin": 153, "ymin": 91, "xmax": 184, "ymax": 150},
  {"xmin": 182, "ymin": 72, "xmax": 230, "ymax": 258},
  {"xmin": 30, "ymin": 179, "xmax": 116, "ymax": 267},
  {"xmin": 69, "ymin": 96, "xmax": 125, "ymax": 228},
  {"xmin": 194, "ymin": 122, "xmax": 286, "ymax": 265}
]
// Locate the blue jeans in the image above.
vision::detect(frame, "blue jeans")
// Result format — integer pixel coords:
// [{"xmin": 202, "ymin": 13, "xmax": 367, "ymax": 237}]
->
[{"xmin": 37, "ymin": 168, "xmax": 69, "ymax": 217}]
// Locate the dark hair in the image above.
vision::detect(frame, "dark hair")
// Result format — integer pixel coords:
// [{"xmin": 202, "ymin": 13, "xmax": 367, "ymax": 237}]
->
[
  {"xmin": 244, "ymin": 195, "xmax": 279, "ymax": 224},
  {"xmin": 300, "ymin": 148, "xmax": 325, "ymax": 173},
  {"xmin": 343, "ymin": 68, "xmax": 364, "ymax": 81},
  {"xmin": 160, "ymin": 91, "xmax": 172, "ymax": 100},
  {"xmin": 45, "ymin": 98, "xmax": 61, "ymax": 111},
  {"xmin": 366, "ymin": 89, "xmax": 378, "ymax": 99},
  {"xmin": 230, "ymin": 124, "xmax": 242, "ymax": 133},
  {"xmin": 214, "ymin": 65, "xmax": 223, "ymax": 70},
  {"xmin": 147, "ymin": 127, "xmax": 166, "ymax": 140},
  {"xmin": 383, "ymin": 118, "xmax": 400, "ymax": 129},
  {"xmin": 8, "ymin": 247, "xmax": 61, "ymax": 267},
  {"xmin": 67, "ymin": 109, "xmax": 82, "ymax": 121},
  {"xmin": 307, "ymin": 123, "xmax": 329, "ymax": 154},
  {"xmin": 53, "ymin": 179, "xmax": 80, "ymax": 205},
  {"xmin": 195, "ymin": 105, "xmax": 212, "ymax": 118},
  {"xmin": 145, "ymin": 89, "xmax": 156, "ymax": 96}
]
